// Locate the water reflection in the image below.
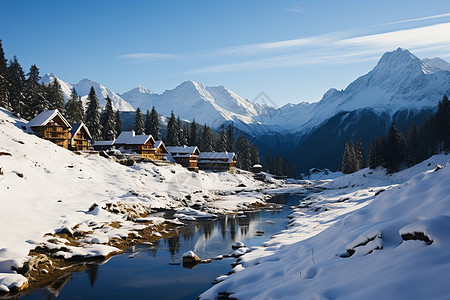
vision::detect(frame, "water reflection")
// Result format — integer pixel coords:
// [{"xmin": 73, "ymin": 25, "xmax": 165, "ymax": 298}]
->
[{"xmin": 20, "ymin": 194, "xmax": 302, "ymax": 300}]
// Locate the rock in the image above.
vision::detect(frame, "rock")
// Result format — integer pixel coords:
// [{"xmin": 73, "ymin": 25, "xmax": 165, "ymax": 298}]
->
[
  {"xmin": 182, "ymin": 251, "xmax": 202, "ymax": 265},
  {"xmin": 232, "ymin": 241, "xmax": 245, "ymax": 249},
  {"xmin": 434, "ymin": 164, "xmax": 443, "ymax": 172}
]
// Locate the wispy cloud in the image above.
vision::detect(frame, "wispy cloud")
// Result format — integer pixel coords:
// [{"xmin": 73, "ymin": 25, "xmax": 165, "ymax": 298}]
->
[
  {"xmin": 119, "ymin": 52, "xmax": 180, "ymax": 63},
  {"xmin": 188, "ymin": 22, "xmax": 450, "ymax": 74},
  {"xmin": 284, "ymin": 3, "xmax": 303, "ymax": 13},
  {"xmin": 380, "ymin": 12, "xmax": 450, "ymax": 26}
]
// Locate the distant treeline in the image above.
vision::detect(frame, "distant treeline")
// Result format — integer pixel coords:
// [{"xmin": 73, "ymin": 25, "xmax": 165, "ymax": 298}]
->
[{"xmin": 342, "ymin": 95, "xmax": 450, "ymax": 174}]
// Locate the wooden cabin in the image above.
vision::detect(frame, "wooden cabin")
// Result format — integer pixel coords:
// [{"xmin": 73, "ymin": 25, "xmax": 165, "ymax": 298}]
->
[
  {"xmin": 114, "ymin": 131, "xmax": 156, "ymax": 159},
  {"xmin": 154, "ymin": 140, "xmax": 168, "ymax": 160},
  {"xmin": 70, "ymin": 123, "xmax": 92, "ymax": 151},
  {"xmin": 28, "ymin": 109, "xmax": 71, "ymax": 149},
  {"xmin": 198, "ymin": 152, "xmax": 237, "ymax": 174},
  {"xmin": 166, "ymin": 146, "xmax": 200, "ymax": 172},
  {"xmin": 93, "ymin": 140, "xmax": 116, "ymax": 151}
]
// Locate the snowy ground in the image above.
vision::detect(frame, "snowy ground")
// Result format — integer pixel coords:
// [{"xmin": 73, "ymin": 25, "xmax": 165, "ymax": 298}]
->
[
  {"xmin": 201, "ymin": 155, "xmax": 450, "ymax": 300},
  {"xmin": 0, "ymin": 108, "xmax": 274, "ymax": 292}
]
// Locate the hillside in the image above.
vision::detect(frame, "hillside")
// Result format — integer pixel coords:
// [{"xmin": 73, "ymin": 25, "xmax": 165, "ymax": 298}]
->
[{"xmin": 201, "ymin": 154, "xmax": 450, "ymax": 299}]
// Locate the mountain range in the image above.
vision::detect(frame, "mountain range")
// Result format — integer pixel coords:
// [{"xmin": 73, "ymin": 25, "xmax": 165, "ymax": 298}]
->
[{"xmin": 42, "ymin": 48, "xmax": 450, "ymax": 173}]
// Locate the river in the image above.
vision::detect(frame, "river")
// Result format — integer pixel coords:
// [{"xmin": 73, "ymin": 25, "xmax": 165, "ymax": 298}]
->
[{"xmin": 20, "ymin": 194, "xmax": 304, "ymax": 300}]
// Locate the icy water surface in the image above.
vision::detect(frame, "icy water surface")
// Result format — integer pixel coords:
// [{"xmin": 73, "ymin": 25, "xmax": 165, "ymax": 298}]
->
[{"xmin": 21, "ymin": 194, "xmax": 303, "ymax": 300}]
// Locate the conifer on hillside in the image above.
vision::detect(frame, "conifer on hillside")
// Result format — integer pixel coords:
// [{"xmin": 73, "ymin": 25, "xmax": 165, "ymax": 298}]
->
[
  {"xmin": 166, "ymin": 111, "xmax": 179, "ymax": 146},
  {"xmin": 65, "ymin": 88, "xmax": 85, "ymax": 124},
  {"xmin": 149, "ymin": 106, "xmax": 161, "ymax": 140},
  {"xmin": 114, "ymin": 110, "xmax": 123, "ymax": 136},
  {"xmin": 134, "ymin": 107, "xmax": 145, "ymax": 135},
  {"xmin": 85, "ymin": 86, "xmax": 101, "ymax": 141},
  {"xmin": 101, "ymin": 96, "xmax": 116, "ymax": 140}
]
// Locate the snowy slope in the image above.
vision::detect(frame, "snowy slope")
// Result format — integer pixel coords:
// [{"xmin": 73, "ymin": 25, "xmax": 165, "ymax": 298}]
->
[
  {"xmin": 40, "ymin": 73, "xmax": 74, "ymax": 102},
  {"xmin": 202, "ymin": 155, "xmax": 450, "ymax": 299},
  {"xmin": 40, "ymin": 74, "xmax": 134, "ymax": 111},
  {"xmin": 72, "ymin": 78, "xmax": 134, "ymax": 111}
]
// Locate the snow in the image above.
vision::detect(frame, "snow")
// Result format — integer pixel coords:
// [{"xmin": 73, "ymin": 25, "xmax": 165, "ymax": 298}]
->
[
  {"xmin": 114, "ymin": 130, "xmax": 153, "ymax": 145},
  {"xmin": 41, "ymin": 74, "xmax": 134, "ymax": 112},
  {"xmin": 0, "ymin": 107, "xmax": 269, "ymax": 291},
  {"xmin": 198, "ymin": 152, "xmax": 235, "ymax": 163},
  {"xmin": 201, "ymin": 154, "xmax": 450, "ymax": 300},
  {"xmin": 27, "ymin": 109, "xmax": 70, "ymax": 129}
]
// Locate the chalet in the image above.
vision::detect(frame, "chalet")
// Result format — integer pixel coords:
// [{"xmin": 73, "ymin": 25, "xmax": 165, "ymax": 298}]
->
[
  {"xmin": 166, "ymin": 146, "xmax": 200, "ymax": 172},
  {"xmin": 198, "ymin": 152, "xmax": 237, "ymax": 174},
  {"xmin": 93, "ymin": 140, "xmax": 116, "ymax": 151},
  {"xmin": 28, "ymin": 109, "xmax": 71, "ymax": 149},
  {"xmin": 69, "ymin": 123, "xmax": 92, "ymax": 151},
  {"xmin": 114, "ymin": 131, "xmax": 156, "ymax": 159},
  {"xmin": 154, "ymin": 140, "xmax": 168, "ymax": 160}
]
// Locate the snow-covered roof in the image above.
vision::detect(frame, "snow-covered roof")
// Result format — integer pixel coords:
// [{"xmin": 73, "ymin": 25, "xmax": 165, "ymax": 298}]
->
[
  {"xmin": 114, "ymin": 130, "xmax": 154, "ymax": 146},
  {"xmin": 28, "ymin": 109, "xmax": 71, "ymax": 129},
  {"xmin": 93, "ymin": 140, "xmax": 115, "ymax": 146},
  {"xmin": 166, "ymin": 146, "xmax": 199, "ymax": 156},
  {"xmin": 154, "ymin": 140, "xmax": 164, "ymax": 149},
  {"xmin": 70, "ymin": 123, "xmax": 92, "ymax": 140},
  {"xmin": 198, "ymin": 152, "xmax": 236, "ymax": 163}
]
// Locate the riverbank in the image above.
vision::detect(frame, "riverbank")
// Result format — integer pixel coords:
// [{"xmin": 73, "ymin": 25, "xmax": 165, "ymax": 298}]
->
[{"xmin": 200, "ymin": 154, "xmax": 450, "ymax": 299}]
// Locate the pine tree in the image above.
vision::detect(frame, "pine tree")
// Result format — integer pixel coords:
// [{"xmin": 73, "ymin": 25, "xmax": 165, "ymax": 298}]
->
[
  {"xmin": 406, "ymin": 122, "xmax": 419, "ymax": 165},
  {"xmin": 114, "ymin": 110, "xmax": 123, "ymax": 136},
  {"xmin": 144, "ymin": 110, "xmax": 151, "ymax": 135},
  {"xmin": 250, "ymin": 144, "xmax": 260, "ymax": 166},
  {"xmin": 435, "ymin": 95, "xmax": 450, "ymax": 152},
  {"xmin": 216, "ymin": 124, "xmax": 227, "ymax": 152},
  {"xmin": 25, "ymin": 64, "xmax": 47, "ymax": 119},
  {"xmin": 85, "ymin": 86, "xmax": 101, "ymax": 141},
  {"xmin": 180, "ymin": 123, "xmax": 189, "ymax": 146},
  {"xmin": 236, "ymin": 135, "xmax": 252, "ymax": 170},
  {"xmin": 189, "ymin": 119, "xmax": 199, "ymax": 146},
  {"xmin": 355, "ymin": 132, "xmax": 364, "ymax": 170},
  {"xmin": 274, "ymin": 152, "xmax": 283, "ymax": 175},
  {"xmin": 100, "ymin": 96, "xmax": 116, "ymax": 140},
  {"xmin": 367, "ymin": 136, "xmax": 385, "ymax": 169},
  {"xmin": 7, "ymin": 56, "xmax": 26, "ymax": 117},
  {"xmin": 149, "ymin": 106, "xmax": 161, "ymax": 140},
  {"xmin": 266, "ymin": 154, "xmax": 274, "ymax": 174},
  {"xmin": 134, "ymin": 107, "xmax": 145, "ymax": 135},
  {"xmin": 47, "ymin": 77, "xmax": 65, "ymax": 114},
  {"xmin": 384, "ymin": 122, "xmax": 406, "ymax": 173},
  {"xmin": 226, "ymin": 123, "xmax": 235, "ymax": 152},
  {"xmin": 201, "ymin": 124, "xmax": 214, "ymax": 152},
  {"xmin": 65, "ymin": 88, "xmax": 84, "ymax": 123},
  {"xmin": 342, "ymin": 141, "xmax": 357, "ymax": 174},
  {"xmin": 0, "ymin": 39, "xmax": 10, "ymax": 110},
  {"xmin": 166, "ymin": 111, "xmax": 179, "ymax": 146}
]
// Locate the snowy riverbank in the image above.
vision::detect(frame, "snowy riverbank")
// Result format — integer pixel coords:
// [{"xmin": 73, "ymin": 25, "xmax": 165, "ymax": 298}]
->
[
  {"xmin": 201, "ymin": 154, "xmax": 450, "ymax": 299},
  {"xmin": 0, "ymin": 108, "xmax": 280, "ymax": 293}
]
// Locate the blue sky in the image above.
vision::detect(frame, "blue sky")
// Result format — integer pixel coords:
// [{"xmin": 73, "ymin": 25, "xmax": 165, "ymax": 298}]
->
[{"xmin": 1, "ymin": 0, "xmax": 450, "ymax": 107}]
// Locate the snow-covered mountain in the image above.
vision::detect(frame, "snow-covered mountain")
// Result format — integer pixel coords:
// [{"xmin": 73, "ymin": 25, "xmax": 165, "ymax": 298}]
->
[
  {"xmin": 120, "ymin": 48, "xmax": 450, "ymax": 136},
  {"xmin": 40, "ymin": 74, "xmax": 134, "ymax": 112},
  {"xmin": 120, "ymin": 80, "xmax": 271, "ymax": 129}
]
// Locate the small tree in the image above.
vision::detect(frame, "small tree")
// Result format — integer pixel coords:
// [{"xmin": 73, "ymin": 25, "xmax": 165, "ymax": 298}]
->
[
  {"xmin": 100, "ymin": 96, "xmax": 116, "ymax": 140},
  {"xmin": 114, "ymin": 110, "xmax": 123, "ymax": 136},
  {"xmin": 189, "ymin": 119, "xmax": 199, "ymax": 146},
  {"xmin": 384, "ymin": 122, "xmax": 406, "ymax": 173},
  {"xmin": 215, "ymin": 124, "xmax": 227, "ymax": 152},
  {"xmin": 166, "ymin": 111, "xmax": 179, "ymax": 146},
  {"xmin": 149, "ymin": 106, "xmax": 161, "ymax": 140},
  {"xmin": 134, "ymin": 107, "xmax": 145, "ymax": 135},
  {"xmin": 201, "ymin": 124, "xmax": 214, "ymax": 152},
  {"xmin": 85, "ymin": 86, "xmax": 101, "ymax": 141}
]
